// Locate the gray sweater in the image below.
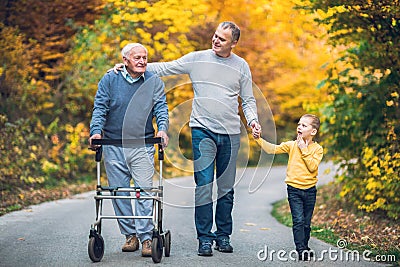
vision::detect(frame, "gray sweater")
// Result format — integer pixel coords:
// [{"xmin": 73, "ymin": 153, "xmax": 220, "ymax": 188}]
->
[
  {"xmin": 90, "ymin": 70, "xmax": 168, "ymax": 139},
  {"xmin": 147, "ymin": 49, "xmax": 258, "ymax": 135}
]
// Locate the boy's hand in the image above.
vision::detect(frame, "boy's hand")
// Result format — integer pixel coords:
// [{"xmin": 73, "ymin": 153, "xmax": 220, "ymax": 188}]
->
[{"xmin": 296, "ymin": 134, "xmax": 308, "ymax": 149}]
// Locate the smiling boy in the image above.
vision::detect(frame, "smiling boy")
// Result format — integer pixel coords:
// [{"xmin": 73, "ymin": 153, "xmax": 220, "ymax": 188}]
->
[{"xmin": 255, "ymin": 114, "xmax": 323, "ymax": 261}]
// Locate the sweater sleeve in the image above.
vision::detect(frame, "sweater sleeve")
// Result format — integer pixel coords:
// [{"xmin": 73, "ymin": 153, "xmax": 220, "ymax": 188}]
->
[
  {"xmin": 152, "ymin": 78, "xmax": 169, "ymax": 132},
  {"xmin": 89, "ymin": 75, "xmax": 110, "ymax": 136},
  {"xmin": 300, "ymin": 144, "xmax": 324, "ymax": 172},
  {"xmin": 147, "ymin": 52, "xmax": 195, "ymax": 76},
  {"xmin": 255, "ymin": 138, "xmax": 290, "ymax": 154},
  {"xmin": 239, "ymin": 61, "xmax": 258, "ymax": 125}
]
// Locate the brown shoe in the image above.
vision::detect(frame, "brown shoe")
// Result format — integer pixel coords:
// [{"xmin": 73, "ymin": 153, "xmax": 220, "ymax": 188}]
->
[
  {"xmin": 141, "ymin": 239, "xmax": 152, "ymax": 257},
  {"xmin": 122, "ymin": 235, "xmax": 139, "ymax": 252}
]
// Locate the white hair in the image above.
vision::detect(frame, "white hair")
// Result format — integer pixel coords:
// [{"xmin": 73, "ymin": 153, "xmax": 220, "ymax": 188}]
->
[{"xmin": 121, "ymin": 43, "xmax": 148, "ymax": 58}]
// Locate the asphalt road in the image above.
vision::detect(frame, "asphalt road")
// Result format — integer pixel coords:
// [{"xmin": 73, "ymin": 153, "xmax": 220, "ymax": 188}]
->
[{"xmin": 0, "ymin": 162, "xmax": 385, "ymax": 267}]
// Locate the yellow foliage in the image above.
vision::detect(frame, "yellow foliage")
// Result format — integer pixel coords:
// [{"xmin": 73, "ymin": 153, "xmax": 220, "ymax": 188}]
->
[
  {"xmin": 107, "ymin": 0, "xmax": 212, "ymax": 60},
  {"xmin": 112, "ymin": 14, "xmax": 122, "ymax": 24},
  {"xmin": 362, "ymin": 147, "xmax": 374, "ymax": 161},
  {"xmin": 356, "ymin": 132, "xmax": 400, "ymax": 216},
  {"xmin": 41, "ymin": 159, "xmax": 59, "ymax": 173},
  {"xmin": 365, "ymin": 194, "xmax": 375, "ymax": 201},
  {"xmin": 370, "ymin": 164, "xmax": 381, "ymax": 176},
  {"xmin": 339, "ymin": 186, "xmax": 349, "ymax": 197}
]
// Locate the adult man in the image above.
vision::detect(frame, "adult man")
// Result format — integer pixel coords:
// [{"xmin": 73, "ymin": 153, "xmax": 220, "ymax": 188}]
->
[
  {"xmin": 114, "ymin": 21, "xmax": 261, "ymax": 256},
  {"xmin": 89, "ymin": 43, "xmax": 169, "ymax": 257}
]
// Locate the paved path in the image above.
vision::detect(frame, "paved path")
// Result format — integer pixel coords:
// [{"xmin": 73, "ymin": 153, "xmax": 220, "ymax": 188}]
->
[{"xmin": 0, "ymin": 162, "xmax": 384, "ymax": 266}]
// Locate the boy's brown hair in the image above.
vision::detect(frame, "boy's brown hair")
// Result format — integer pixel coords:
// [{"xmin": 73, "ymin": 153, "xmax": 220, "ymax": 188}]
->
[{"xmin": 301, "ymin": 114, "xmax": 320, "ymax": 131}]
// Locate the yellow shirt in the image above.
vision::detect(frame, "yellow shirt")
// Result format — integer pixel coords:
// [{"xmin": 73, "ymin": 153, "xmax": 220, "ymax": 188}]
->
[{"xmin": 256, "ymin": 138, "xmax": 323, "ymax": 189}]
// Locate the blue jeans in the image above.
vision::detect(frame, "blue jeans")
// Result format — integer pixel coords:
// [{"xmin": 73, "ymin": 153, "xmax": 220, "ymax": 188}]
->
[
  {"xmin": 287, "ymin": 185, "xmax": 317, "ymax": 252},
  {"xmin": 191, "ymin": 127, "xmax": 240, "ymax": 242}
]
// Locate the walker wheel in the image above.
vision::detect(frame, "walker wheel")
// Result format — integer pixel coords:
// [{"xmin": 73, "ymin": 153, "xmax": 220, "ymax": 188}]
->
[
  {"xmin": 88, "ymin": 234, "xmax": 104, "ymax": 262},
  {"xmin": 164, "ymin": 230, "xmax": 171, "ymax": 257},
  {"xmin": 151, "ymin": 235, "xmax": 163, "ymax": 263}
]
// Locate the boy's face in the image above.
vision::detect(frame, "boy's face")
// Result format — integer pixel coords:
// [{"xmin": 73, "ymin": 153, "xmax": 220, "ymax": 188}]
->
[{"xmin": 297, "ymin": 117, "xmax": 317, "ymax": 140}]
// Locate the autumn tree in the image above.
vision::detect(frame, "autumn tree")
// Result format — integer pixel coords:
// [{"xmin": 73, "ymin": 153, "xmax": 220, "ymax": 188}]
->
[
  {"xmin": 301, "ymin": 0, "xmax": 400, "ymax": 219},
  {"xmin": 0, "ymin": 0, "xmax": 103, "ymax": 205},
  {"xmin": 1, "ymin": 0, "xmax": 103, "ymax": 122}
]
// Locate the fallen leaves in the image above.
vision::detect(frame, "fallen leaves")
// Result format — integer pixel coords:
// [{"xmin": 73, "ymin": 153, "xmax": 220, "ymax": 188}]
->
[
  {"xmin": 1, "ymin": 182, "xmax": 96, "ymax": 216},
  {"xmin": 312, "ymin": 184, "xmax": 399, "ymax": 253},
  {"xmin": 240, "ymin": 222, "xmax": 271, "ymax": 232}
]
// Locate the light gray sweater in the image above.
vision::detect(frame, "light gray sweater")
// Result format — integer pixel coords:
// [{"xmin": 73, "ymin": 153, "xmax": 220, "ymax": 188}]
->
[{"xmin": 147, "ymin": 49, "xmax": 258, "ymax": 135}]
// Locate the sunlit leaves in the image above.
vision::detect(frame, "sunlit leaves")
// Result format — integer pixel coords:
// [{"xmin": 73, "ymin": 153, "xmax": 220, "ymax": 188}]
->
[{"xmin": 105, "ymin": 0, "xmax": 212, "ymax": 61}]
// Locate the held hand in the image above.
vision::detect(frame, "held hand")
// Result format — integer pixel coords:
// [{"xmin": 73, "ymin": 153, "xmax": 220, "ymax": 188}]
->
[
  {"xmin": 296, "ymin": 134, "xmax": 308, "ymax": 149},
  {"xmin": 157, "ymin": 131, "xmax": 169, "ymax": 148},
  {"xmin": 89, "ymin": 134, "xmax": 102, "ymax": 149},
  {"xmin": 251, "ymin": 120, "xmax": 262, "ymax": 139}
]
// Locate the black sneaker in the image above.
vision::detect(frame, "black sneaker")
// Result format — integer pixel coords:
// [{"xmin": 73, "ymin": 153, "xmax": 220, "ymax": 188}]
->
[
  {"xmin": 298, "ymin": 250, "xmax": 311, "ymax": 261},
  {"xmin": 306, "ymin": 247, "xmax": 315, "ymax": 258},
  {"xmin": 198, "ymin": 241, "xmax": 213, "ymax": 256},
  {"xmin": 215, "ymin": 238, "xmax": 233, "ymax": 253}
]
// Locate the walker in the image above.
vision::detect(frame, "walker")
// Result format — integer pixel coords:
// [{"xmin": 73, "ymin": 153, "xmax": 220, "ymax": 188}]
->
[{"xmin": 87, "ymin": 137, "xmax": 171, "ymax": 263}]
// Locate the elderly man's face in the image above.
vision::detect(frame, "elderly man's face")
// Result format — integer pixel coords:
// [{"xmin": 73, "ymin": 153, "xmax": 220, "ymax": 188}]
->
[{"xmin": 123, "ymin": 46, "xmax": 147, "ymax": 77}]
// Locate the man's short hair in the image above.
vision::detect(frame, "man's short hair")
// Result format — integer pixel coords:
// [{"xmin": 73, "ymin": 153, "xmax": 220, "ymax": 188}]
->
[
  {"xmin": 121, "ymin": 43, "xmax": 148, "ymax": 58},
  {"xmin": 219, "ymin": 21, "xmax": 241, "ymax": 42}
]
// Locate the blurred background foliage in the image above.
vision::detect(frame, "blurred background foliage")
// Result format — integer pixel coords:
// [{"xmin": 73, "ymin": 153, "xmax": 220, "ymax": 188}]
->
[{"xmin": 0, "ymin": 0, "xmax": 398, "ymax": 219}]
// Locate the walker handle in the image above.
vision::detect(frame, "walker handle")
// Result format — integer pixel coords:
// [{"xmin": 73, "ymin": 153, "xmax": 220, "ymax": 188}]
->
[
  {"xmin": 91, "ymin": 137, "xmax": 163, "ymax": 146},
  {"xmin": 95, "ymin": 146, "xmax": 103, "ymax": 162}
]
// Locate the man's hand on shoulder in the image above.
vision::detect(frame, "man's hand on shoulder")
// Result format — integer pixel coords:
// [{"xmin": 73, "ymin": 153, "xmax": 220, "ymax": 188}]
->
[{"xmin": 106, "ymin": 63, "xmax": 124, "ymax": 74}]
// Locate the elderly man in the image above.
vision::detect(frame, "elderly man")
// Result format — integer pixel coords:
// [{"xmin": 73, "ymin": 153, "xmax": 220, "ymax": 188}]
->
[{"xmin": 89, "ymin": 43, "xmax": 169, "ymax": 257}]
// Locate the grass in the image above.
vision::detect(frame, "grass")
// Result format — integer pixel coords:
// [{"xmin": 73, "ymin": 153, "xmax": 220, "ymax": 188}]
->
[
  {"xmin": 271, "ymin": 183, "xmax": 400, "ymax": 266},
  {"xmin": 271, "ymin": 198, "xmax": 339, "ymax": 246},
  {"xmin": 1, "ymin": 204, "xmax": 23, "ymax": 215}
]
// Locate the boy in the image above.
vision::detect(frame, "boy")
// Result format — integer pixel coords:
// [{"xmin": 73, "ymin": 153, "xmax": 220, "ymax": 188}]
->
[{"xmin": 255, "ymin": 114, "xmax": 323, "ymax": 261}]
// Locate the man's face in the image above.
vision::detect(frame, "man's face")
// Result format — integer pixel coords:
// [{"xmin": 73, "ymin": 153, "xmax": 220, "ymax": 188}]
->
[
  {"xmin": 212, "ymin": 26, "xmax": 237, "ymax": 58},
  {"xmin": 123, "ymin": 46, "xmax": 147, "ymax": 77}
]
